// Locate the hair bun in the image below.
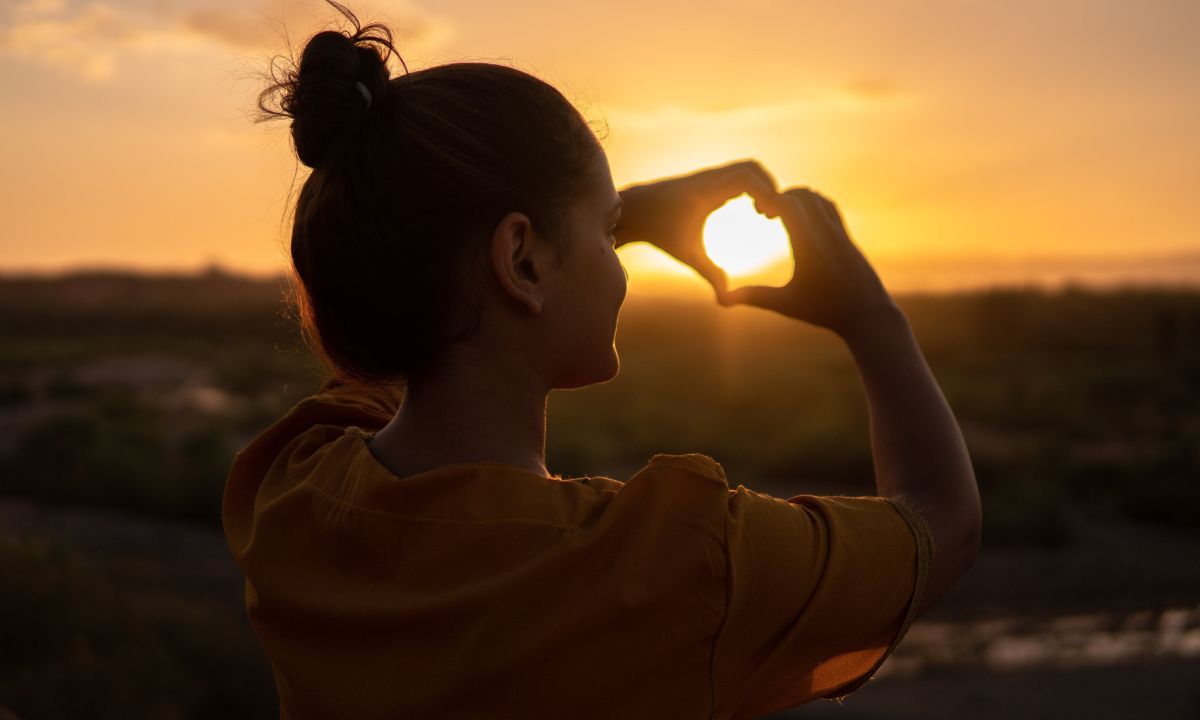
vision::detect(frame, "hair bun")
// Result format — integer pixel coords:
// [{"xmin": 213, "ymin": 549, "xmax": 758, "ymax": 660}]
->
[
  {"xmin": 255, "ymin": 2, "xmax": 403, "ymax": 171},
  {"xmin": 289, "ymin": 30, "xmax": 391, "ymax": 169}
]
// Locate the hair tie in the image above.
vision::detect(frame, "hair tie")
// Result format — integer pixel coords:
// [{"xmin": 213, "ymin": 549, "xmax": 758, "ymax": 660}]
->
[{"xmin": 355, "ymin": 80, "xmax": 372, "ymax": 109}]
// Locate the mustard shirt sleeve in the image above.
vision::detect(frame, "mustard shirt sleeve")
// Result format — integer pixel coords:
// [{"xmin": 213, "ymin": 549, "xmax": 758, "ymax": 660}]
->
[{"xmin": 711, "ymin": 487, "xmax": 933, "ymax": 720}]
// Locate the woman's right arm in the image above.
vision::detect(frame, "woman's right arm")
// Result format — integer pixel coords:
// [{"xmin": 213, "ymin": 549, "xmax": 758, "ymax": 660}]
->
[
  {"xmin": 836, "ymin": 302, "xmax": 981, "ymax": 616},
  {"xmin": 721, "ymin": 187, "xmax": 981, "ymax": 618}
]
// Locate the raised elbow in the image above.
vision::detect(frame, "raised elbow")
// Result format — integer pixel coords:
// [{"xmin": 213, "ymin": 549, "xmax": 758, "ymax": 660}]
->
[
  {"xmin": 907, "ymin": 488, "xmax": 982, "ymax": 615},
  {"xmin": 953, "ymin": 494, "xmax": 983, "ymax": 576},
  {"xmin": 959, "ymin": 515, "xmax": 982, "ymax": 573}
]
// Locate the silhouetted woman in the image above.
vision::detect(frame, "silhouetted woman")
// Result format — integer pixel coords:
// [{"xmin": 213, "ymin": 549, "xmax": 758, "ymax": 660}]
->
[{"xmin": 223, "ymin": 3, "xmax": 982, "ymax": 718}]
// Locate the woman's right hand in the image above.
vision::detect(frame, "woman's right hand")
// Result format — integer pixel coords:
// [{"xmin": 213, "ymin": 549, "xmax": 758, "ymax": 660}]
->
[{"xmin": 718, "ymin": 187, "xmax": 899, "ymax": 336}]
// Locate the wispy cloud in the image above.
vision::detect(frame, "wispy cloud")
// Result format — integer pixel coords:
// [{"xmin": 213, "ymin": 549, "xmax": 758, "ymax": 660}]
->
[
  {"xmin": 0, "ymin": 0, "xmax": 454, "ymax": 81},
  {"xmin": 606, "ymin": 81, "xmax": 915, "ymax": 131},
  {"xmin": 839, "ymin": 76, "xmax": 902, "ymax": 102},
  {"xmin": 598, "ymin": 84, "xmax": 920, "ymax": 183}
]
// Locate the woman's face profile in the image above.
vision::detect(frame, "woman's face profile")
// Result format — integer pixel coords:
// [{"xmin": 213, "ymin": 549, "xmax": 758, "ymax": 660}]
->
[{"xmin": 542, "ymin": 145, "xmax": 628, "ymax": 389}]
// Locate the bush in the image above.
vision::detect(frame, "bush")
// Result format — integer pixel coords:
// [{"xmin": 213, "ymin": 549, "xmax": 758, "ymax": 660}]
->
[
  {"xmin": 0, "ymin": 394, "xmax": 234, "ymax": 522},
  {"xmin": 0, "ymin": 532, "xmax": 276, "ymax": 718},
  {"xmin": 974, "ymin": 453, "xmax": 1072, "ymax": 548}
]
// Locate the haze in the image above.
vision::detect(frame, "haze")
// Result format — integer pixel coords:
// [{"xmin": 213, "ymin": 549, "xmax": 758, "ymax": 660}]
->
[{"xmin": 1, "ymin": 0, "xmax": 1197, "ymax": 295}]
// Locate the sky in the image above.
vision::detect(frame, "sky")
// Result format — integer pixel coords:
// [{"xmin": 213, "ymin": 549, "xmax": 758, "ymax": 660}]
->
[{"xmin": 0, "ymin": 0, "xmax": 1197, "ymax": 295}]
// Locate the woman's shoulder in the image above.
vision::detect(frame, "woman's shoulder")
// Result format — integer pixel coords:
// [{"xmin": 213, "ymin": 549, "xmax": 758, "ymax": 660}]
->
[
  {"xmin": 636, "ymin": 452, "xmax": 729, "ymax": 486},
  {"xmin": 308, "ymin": 375, "xmax": 406, "ymax": 419},
  {"xmin": 577, "ymin": 452, "xmax": 732, "ymax": 531}
]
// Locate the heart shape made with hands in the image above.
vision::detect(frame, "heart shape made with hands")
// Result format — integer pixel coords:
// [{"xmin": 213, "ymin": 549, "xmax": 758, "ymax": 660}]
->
[{"xmin": 701, "ymin": 194, "xmax": 794, "ymax": 290}]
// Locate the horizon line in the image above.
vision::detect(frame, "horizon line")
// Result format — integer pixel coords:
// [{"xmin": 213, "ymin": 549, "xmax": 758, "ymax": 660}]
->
[{"xmin": 2, "ymin": 260, "xmax": 1200, "ymax": 299}]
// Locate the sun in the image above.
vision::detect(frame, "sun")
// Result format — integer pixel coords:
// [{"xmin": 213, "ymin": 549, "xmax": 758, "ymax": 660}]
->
[{"xmin": 702, "ymin": 195, "xmax": 792, "ymax": 285}]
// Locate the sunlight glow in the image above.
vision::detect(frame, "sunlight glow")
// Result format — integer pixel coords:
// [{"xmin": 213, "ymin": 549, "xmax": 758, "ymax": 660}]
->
[{"xmin": 702, "ymin": 195, "xmax": 792, "ymax": 284}]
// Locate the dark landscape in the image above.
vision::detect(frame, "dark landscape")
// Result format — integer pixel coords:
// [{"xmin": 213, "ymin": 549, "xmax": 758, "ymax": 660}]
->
[{"xmin": 1, "ymin": 268, "xmax": 1197, "ymax": 718}]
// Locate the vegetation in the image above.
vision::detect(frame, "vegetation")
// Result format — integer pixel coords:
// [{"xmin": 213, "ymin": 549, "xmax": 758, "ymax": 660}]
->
[
  {"xmin": 1, "ymin": 269, "xmax": 1197, "ymax": 716},
  {"xmin": 0, "ymin": 270, "xmax": 1197, "ymax": 542},
  {"xmin": 0, "ymin": 531, "xmax": 275, "ymax": 719}
]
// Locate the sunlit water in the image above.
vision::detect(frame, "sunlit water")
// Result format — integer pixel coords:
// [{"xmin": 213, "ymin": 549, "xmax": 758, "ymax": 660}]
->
[{"xmin": 880, "ymin": 605, "xmax": 1200, "ymax": 678}]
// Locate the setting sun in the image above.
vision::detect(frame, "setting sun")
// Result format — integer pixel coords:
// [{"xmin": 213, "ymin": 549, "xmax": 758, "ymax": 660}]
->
[{"xmin": 702, "ymin": 195, "xmax": 793, "ymax": 286}]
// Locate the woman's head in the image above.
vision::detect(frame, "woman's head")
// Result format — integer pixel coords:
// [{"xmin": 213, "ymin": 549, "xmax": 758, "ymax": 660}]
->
[{"xmin": 258, "ymin": 0, "xmax": 626, "ymax": 388}]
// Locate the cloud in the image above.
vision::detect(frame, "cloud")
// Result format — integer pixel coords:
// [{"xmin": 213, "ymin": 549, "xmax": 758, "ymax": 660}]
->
[
  {"xmin": 0, "ymin": 0, "xmax": 454, "ymax": 81},
  {"xmin": 178, "ymin": 1, "xmax": 455, "ymax": 53},
  {"xmin": 181, "ymin": 5, "xmax": 275, "ymax": 51},
  {"xmin": 604, "ymin": 84, "xmax": 915, "ymax": 136},
  {"xmin": 840, "ymin": 76, "xmax": 902, "ymax": 101}
]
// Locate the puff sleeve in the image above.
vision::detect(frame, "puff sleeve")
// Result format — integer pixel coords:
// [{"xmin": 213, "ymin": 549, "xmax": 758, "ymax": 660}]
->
[{"xmin": 711, "ymin": 486, "xmax": 933, "ymax": 719}]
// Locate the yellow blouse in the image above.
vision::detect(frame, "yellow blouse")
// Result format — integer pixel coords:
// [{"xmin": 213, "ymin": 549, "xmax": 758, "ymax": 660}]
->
[{"xmin": 222, "ymin": 377, "xmax": 931, "ymax": 719}]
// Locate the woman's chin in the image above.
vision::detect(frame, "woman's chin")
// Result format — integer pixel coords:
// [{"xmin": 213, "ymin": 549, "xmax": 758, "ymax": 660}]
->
[
  {"xmin": 555, "ymin": 348, "xmax": 620, "ymax": 389},
  {"xmin": 596, "ymin": 348, "xmax": 621, "ymax": 383}
]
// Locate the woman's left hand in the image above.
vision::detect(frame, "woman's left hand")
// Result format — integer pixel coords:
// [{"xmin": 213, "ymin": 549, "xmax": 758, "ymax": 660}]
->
[{"xmin": 616, "ymin": 160, "xmax": 782, "ymax": 300}]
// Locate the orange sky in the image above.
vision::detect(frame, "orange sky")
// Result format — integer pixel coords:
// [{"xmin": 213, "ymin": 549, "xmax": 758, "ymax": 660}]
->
[{"xmin": 1, "ymin": 0, "xmax": 1198, "ymax": 295}]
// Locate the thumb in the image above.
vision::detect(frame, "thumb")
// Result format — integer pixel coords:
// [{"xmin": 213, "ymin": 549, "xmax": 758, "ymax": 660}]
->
[
  {"xmin": 691, "ymin": 258, "xmax": 728, "ymax": 298},
  {"xmin": 718, "ymin": 284, "xmax": 779, "ymax": 309}
]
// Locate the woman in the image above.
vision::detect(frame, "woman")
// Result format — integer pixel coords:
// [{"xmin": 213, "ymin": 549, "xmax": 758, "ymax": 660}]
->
[{"xmin": 223, "ymin": 2, "xmax": 982, "ymax": 718}]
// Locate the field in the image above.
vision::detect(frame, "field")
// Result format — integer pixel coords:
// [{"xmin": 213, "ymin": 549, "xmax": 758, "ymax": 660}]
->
[{"xmin": 0, "ymin": 269, "xmax": 1197, "ymax": 718}]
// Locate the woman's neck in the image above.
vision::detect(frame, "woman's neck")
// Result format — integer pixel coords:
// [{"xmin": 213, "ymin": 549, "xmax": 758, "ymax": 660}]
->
[{"xmin": 367, "ymin": 349, "xmax": 551, "ymax": 479}]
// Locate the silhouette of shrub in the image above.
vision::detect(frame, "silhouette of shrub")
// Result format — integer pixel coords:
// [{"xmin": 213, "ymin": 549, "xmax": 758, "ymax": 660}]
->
[
  {"xmin": 974, "ymin": 454, "xmax": 1072, "ymax": 548},
  {"xmin": 0, "ymin": 532, "xmax": 275, "ymax": 718}
]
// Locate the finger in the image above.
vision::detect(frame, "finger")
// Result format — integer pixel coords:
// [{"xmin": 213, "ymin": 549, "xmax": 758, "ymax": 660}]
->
[
  {"xmin": 697, "ymin": 160, "xmax": 780, "ymax": 214},
  {"xmin": 803, "ymin": 191, "xmax": 861, "ymax": 260},
  {"xmin": 784, "ymin": 187, "xmax": 841, "ymax": 235},
  {"xmin": 807, "ymin": 190, "xmax": 848, "ymax": 235},
  {"xmin": 690, "ymin": 255, "xmax": 729, "ymax": 296},
  {"xmin": 778, "ymin": 189, "xmax": 819, "ymax": 245},
  {"xmin": 817, "ymin": 194, "xmax": 844, "ymax": 226},
  {"xmin": 780, "ymin": 188, "xmax": 839, "ymax": 264},
  {"xmin": 718, "ymin": 284, "xmax": 780, "ymax": 310}
]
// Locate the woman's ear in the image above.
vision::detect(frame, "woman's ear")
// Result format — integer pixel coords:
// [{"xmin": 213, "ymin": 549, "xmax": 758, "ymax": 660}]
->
[{"xmin": 490, "ymin": 211, "xmax": 545, "ymax": 315}]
